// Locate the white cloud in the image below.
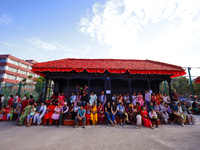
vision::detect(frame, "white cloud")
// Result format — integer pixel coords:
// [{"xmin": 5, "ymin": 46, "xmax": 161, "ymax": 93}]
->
[
  {"xmin": 0, "ymin": 14, "xmax": 12, "ymax": 25},
  {"xmin": 79, "ymin": 0, "xmax": 200, "ymax": 76},
  {"xmin": 1, "ymin": 42, "xmax": 35, "ymax": 52}
]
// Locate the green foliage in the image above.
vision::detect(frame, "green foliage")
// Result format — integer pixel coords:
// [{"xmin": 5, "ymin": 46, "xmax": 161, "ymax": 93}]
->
[
  {"xmin": 159, "ymin": 81, "xmax": 169, "ymax": 94},
  {"xmin": 28, "ymin": 75, "xmax": 33, "ymax": 79},
  {"xmin": 35, "ymin": 76, "xmax": 45, "ymax": 94},
  {"xmin": 21, "ymin": 78, "xmax": 27, "ymax": 82}
]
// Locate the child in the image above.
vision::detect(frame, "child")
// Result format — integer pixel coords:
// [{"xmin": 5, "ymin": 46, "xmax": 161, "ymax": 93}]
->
[
  {"xmin": 7, "ymin": 106, "xmax": 14, "ymax": 121},
  {"xmin": 71, "ymin": 103, "xmax": 80, "ymax": 120},
  {"xmin": 136, "ymin": 111, "xmax": 142, "ymax": 129},
  {"xmin": 27, "ymin": 105, "xmax": 36, "ymax": 127}
]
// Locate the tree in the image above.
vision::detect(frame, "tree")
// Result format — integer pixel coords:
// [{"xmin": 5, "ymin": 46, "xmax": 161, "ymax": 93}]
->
[
  {"xmin": 35, "ymin": 76, "xmax": 45, "ymax": 94},
  {"xmin": 28, "ymin": 75, "xmax": 33, "ymax": 79},
  {"xmin": 171, "ymin": 76, "xmax": 190, "ymax": 95}
]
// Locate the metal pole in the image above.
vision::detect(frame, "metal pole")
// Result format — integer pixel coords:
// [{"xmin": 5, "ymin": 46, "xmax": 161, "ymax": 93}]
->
[
  {"xmin": 164, "ymin": 81, "xmax": 167, "ymax": 94},
  {"xmin": 41, "ymin": 81, "xmax": 45, "ymax": 95},
  {"xmin": 18, "ymin": 82, "xmax": 22, "ymax": 95},
  {"xmin": 188, "ymin": 67, "xmax": 194, "ymax": 100}
]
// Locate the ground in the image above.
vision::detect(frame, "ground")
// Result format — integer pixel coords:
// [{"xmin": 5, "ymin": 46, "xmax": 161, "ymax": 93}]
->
[{"xmin": 0, "ymin": 115, "xmax": 200, "ymax": 150}]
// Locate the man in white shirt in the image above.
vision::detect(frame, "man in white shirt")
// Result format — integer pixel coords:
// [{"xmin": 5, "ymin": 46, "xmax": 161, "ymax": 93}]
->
[{"xmin": 34, "ymin": 102, "xmax": 46, "ymax": 125}]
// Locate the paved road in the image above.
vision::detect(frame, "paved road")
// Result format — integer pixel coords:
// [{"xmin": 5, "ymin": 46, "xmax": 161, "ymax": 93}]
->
[{"xmin": 0, "ymin": 115, "xmax": 200, "ymax": 150}]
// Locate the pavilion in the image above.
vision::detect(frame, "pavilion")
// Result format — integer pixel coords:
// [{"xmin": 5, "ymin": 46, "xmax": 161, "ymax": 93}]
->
[{"xmin": 31, "ymin": 58, "xmax": 186, "ymax": 101}]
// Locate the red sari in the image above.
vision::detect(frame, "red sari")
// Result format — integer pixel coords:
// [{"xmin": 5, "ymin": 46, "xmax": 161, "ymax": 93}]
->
[
  {"xmin": 152, "ymin": 96, "xmax": 160, "ymax": 105},
  {"xmin": 44, "ymin": 105, "xmax": 55, "ymax": 124},
  {"xmin": 84, "ymin": 105, "xmax": 91, "ymax": 125},
  {"xmin": 141, "ymin": 110, "xmax": 152, "ymax": 127},
  {"xmin": 97, "ymin": 105, "xmax": 105, "ymax": 123}
]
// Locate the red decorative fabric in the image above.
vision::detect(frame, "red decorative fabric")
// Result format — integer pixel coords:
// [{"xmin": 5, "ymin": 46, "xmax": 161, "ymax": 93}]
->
[
  {"xmin": 195, "ymin": 76, "xmax": 200, "ymax": 83},
  {"xmin": 31, "ymin": 58, "xmax": 186, "ymax": 78}
]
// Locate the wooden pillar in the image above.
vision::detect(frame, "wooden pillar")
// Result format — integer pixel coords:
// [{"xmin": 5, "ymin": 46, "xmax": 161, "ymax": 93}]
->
[
  {"xmin": 128, "ymin": 79, "xmax": 132, "ymax": 102},
  {"xmin": 148, "ymin": 80, "xmax": 151, "ymax": 91},
  {"xmin": 167, "ymin": 79, "xmax": 173, "ymax": 101},
  {"xmin": 88, "ymin": 79, "xmax": 90, "ymax": 97},
  {"xmin": 67, "ymin": 78, "xmax": 70, "ymax": 100},
  {"xmin": 44, "ymin": 76, "xmax": 49, "ymax": 101}
]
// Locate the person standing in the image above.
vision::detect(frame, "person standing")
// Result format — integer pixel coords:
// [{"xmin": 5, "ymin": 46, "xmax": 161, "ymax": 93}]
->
[
  {"xmin": 12, "ymin": 93, "xmax": 19, "ymax": 108},
  {"xmin": 74, "ymin": 105, "xmax": 86, "ymax": 128},
  {"xmin": 0, "ymin": 94, "xmax": 4, "ymax": 109},
  {"xmin": 145, "ymin": 91, "xmax": 151, "ymax": 107},
  {"xmin": 99, "ymin": 91, "xmax": 107, "ymax": 105}
]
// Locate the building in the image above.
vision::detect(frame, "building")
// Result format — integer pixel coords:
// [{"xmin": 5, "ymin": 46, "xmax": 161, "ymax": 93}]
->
[
  {"xmin": 31, "ymin": 58, "xmax": 186, "ymax": 101},
  {"xmin": 0, "ymin": 54, "xmax": 39, "ymax": 85}
]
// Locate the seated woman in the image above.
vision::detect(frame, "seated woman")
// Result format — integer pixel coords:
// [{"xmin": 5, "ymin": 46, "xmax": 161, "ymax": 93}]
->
[
  {"xmin": 58, "ymin": 102, "xmax": 69, "ymax": 127},
  {"xmin": 44, "ymin": 102, "xmax": 55, "ymax": 126},
  {"xmin": 97, "ymin": 102, "xmax": 105, "ymax": 124},
  {"xmin": 148, "ymin": 102, "xmax": 154, "ymax": 111},
  {"xmin": 137, "ymin": 92, "xmax": 144, "ymax": 107},
  {"xmin": 84, "ymin": 102, "xmax": 92, "ymax": 125},
  {"xmin": 170, "ymin": 102, "xmax": 184, "ymax": 126},
  {"xmin": 162, "ymin": 93, "xmax": 171, "ymax": 104},
  {"xmin": 132, "ymin": 92, "xmax": 137, "ymax": 106},
  {"xmin": 140, "ymin": 106, "xmax": 154, "ymax": 129},
  {"xmin": 91, "ymin": 102, "xmax": 98, "ymax": 125},
  {"xmin": 12, "ymin": 105, "xmax": 20, "ymax": 120},
  {"xmin": 159, "ymin": 101, "xmax": 169, "ymax": 124},
  {"xmin": 104, "ymin": 102, "xmax": 114, "ymax": 126},
  {"xmin": 70, "ymin": 103, "xmax": 80, "ymax": 120},
  {"xmin": 152, "ymin": 93, "xmax": 160, "ymax": 105},
  {"xmin": 178, "ymin": 102, "xmax": 186, "ymax": 124},
  {"xmin": 126, "ymin": 103, "xmax": 135, "ymax": 125},
  {"xmin": 70, "ymin": 92, "xmax": 76, "ymax": 105},
  {"xmin": 89, "ymin": 92, "xmax": 97, "ymax": 106},
  {"xmin": 117, "ymin": 102, "xmax": 127, "ymax": 127},
  {"xmin": 165, "ymin": 103, "xmax": 173, "ymax": 124},
  {"xmin": 111, "ymin": 101, "xmax": 117, "ymax": 124},
  {"xmin": 149, "ymin": 109, "xmax": 158, "ymax": 128},
  {"xmin": 117, "ymin": 94, "xmax": 123, "ymax": 104},
  {"xmin": 124, "ymin": 93, "xmax": 130, "ymax": 105},
  {"xmin": 17, "ymin": 103, "xmax": 32, "ymax": 126},
  {"xmin": 154, "ymin": 102, "xmax": 163, "ymax": 122},
  {"xmin": 76, "ymin": 92, "xmax": 82, "ymax": 103},
  {"xmin": 192, "ymin": 100, "xmax": 200, "ymax": 114},
  {"xmin": 156, "ymin": 91, "xmax": 163, "ymax": 102},
  {"xmin": 81, "ymin": 91, "xmax": 88, "ymax": 107},
  {"xmin": 182, "ymin": 101, "xmax": 196, "ymax": 125},
  {"xmin": 50, "ymin": 102, "xmax": 62, "ymax": 126},
  {"xmin": 0, "ymin": 106, "xmax": 5, "ymax": 120},
  {"xmin": 143, "ymin": 103, "xmax": 148, "ymax": 112}
]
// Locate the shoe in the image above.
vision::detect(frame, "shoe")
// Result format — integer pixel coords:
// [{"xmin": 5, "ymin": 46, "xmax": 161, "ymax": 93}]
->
[
  {"xmin": 48, "ymin": 124, "xmax": 51, "ymax": 127},
  {"xmin": 44, "ymin": 124, "xmax": 46, "ymax": 126},
  {"xmin": 139, "ymin": 126, "xmax": 141, "ymax": 129},
  {"xmin": 136, "ymin": 127, "xmax": 138, "ymax": 129},
  {"xmin": 189, "ymin": 123, "xmax": 192, "ymax": 125},
  {"xmin": 181, "ymin": 124, "xmax": 184, "ymax": 127},
  {"xmin": 74, "ymin": 125, "xmax": 78, "ymax": 128},
  {"xmin": 123, "ymin": 123, "xmax": 126, "ymax": 125},
  {"xmin": 82, "ymin": 126, "xmax": 85, "ymax": 128},
  {"xmin": 58, "ymin": 125, "xmax": 62, "ymax": 127},
  {"xmin": 120, "ymin": 123, "xmax": 123, "ymax": 127},
  {"xmin": 156, "ymin": 125, "xmax": 158, "ymax": 128},
  {"xmin": 193, "ymin": 123, "xmax": 196, "ymax": 125}
]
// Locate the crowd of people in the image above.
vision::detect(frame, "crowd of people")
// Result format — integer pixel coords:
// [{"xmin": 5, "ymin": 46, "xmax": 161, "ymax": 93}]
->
[{"xmin": 0, "ymin": 84, "xmax": 199, "ymax": 129}]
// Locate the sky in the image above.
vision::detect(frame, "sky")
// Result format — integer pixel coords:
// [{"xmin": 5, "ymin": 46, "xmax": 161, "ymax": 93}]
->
[{"xmin": 0, "ymin": 0, "xmax": 200, "ymax": 78}]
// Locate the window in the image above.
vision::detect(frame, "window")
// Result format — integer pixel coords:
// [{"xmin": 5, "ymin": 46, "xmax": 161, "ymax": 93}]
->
[
  {"xmin": 28, "ymin": 66, "xmax": 32, "ymax": 70},
  {"xmin": 9, "ymin": 59, "xmax": 19, "ymax": 66},
  {"xmin": 8, "ymin": 66, "xmax": 18, "ymax": 72},
  {"xmin": 27, "ymin": 79, "xmax": 33, "ymax": 83},
  {"xmin": 0, "ymin": 66, "xmax": 4, "ymax": 70},
  {"xmin": 19, "ymin": 70, "xmax": 27, "ymax": 75},
  {"xmin": 6, "ymin": 74, "xmax": 16, "ymax": 80},
  {"xmin": 21, "ymin": 63, "xmax": 28, "ymax": 69},
  {"xmin": 0, "ymin": 74, "xmax": 3, "ymax": 78},
  {"xmin": 0, "ymin": 59, "xmax": 6, "ymax": 62}
]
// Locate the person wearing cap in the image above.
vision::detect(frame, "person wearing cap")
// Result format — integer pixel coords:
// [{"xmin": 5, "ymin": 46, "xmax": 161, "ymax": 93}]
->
[{"xmin": 58, "ymin": 102, "xmax": 69, "ymax": 127}]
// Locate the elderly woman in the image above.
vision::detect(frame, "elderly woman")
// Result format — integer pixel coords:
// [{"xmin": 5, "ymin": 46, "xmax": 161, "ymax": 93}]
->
[
  {"xmin": 137, "ymin": 92, "xmax": 144, "ymax": 107},
  {"xmin": 89, "ymin": 92, "xmax": 97, "ymax": 106}
]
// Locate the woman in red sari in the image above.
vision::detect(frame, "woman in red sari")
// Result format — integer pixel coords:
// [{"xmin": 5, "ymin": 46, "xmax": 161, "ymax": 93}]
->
[
  {"xmin": 151, "ymin": 93, "xmax": 160, "ymax": 105},
  {"xmin": 140, "ymin": 107, "xmax": 154, "ymax": 129},
  {"xmin": 44, "ymin": 102, "xmax": 55, "ymax": 126},
  {"xmin": 117, "ymin": 94, "xmax": 123, "ymax": 104},
  {"xmin": 8, "ymin": 95, "xmax": 13, "ymax": 106},
  {"xmin": 97, "ymin": 102, "xmax": 105, "ymax": 124},
  {"xmin": 84, "ymin": 102, "xmax": 91, "ymax": 125}
]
